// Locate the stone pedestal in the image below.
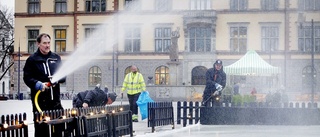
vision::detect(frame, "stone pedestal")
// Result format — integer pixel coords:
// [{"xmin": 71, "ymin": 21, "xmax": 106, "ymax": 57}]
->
[{"xmin": 167, "ymin": 61, "xmax": 180, "ymax": 86}]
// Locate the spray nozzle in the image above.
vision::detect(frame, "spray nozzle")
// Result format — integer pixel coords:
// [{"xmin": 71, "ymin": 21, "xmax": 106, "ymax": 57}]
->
[
  {"xmin": 45, "ymin": 82, "xmax": 53, "ymax": 87},
  {"xmin": 45, "ymin": 81, "xmax": 57, "ymax": 87}
]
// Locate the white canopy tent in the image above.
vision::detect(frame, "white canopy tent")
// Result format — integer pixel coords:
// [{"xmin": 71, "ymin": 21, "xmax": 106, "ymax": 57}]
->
[
  {"xmin": 224, "ymin": 50, "xmax": 281, "ymax": 76},
  {"xmin": 224, "ymin": 50, "xmax": 281, "ymax": 94}
]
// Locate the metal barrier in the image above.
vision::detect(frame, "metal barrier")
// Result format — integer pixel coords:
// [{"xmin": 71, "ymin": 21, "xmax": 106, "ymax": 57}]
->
[
  {"xmin": 201, "ymin": 102, "xmax": 320, "ymax": 125},
  {"xmin": 0, "ymin": 113, "xmax": 28, "ymax": 137},
  {"xmin": 176, "ymin": 101, "xmax": 200, "ymax": 127},
  {"xmin": 34, "ymin": 104, "xmax": 132, "ymax": 137},
  {"xmin": 148, "ymin": 102, "xmax": 174, "ymax": 133},
  {"xmin": 80, "ymin": 113, "xmax": 110, "ymax": 137},
  {"xmin": 109, "ymin": 110, "xmax": 133, "ymax": 137}
]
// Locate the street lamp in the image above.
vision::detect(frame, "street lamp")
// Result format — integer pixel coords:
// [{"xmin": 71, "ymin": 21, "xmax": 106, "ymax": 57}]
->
[{"xmin": 298, "ymin": 12, "xmax": 315, "ymax": 106}]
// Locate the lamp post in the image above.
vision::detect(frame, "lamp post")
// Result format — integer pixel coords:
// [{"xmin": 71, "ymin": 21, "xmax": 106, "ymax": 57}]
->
[
  {"xmin": 298, "ymin": 13, "xmax": 315, "ymax": 106},
  {"xmin": 112, "ymin": 0, "xmax": 119, "ymax": 92}
]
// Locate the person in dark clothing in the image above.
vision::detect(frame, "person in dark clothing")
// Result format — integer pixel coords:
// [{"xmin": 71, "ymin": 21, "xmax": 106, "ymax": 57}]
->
[
  {"xmin": 202, "ymin": 59, "xmax": 227, "ymax": 107},
  {"xmin": 233, "ymin": 82, "xmax": 240, "ymax": 95},
  {"xmin": 73, "ymin": 84, "xmax": 117, "ymax": 108},
  {"xmin": 23, "ymin": 33, "xmax": 66, "ymax": 137}
]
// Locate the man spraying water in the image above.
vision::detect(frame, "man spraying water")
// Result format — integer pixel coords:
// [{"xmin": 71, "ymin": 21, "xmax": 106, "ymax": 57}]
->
[
  {"xmin": 202, "ymin": 59, "xmax": 226, "ymax": 107},
  {"xmin": 23, "ymin": 33, "xmax": 66, "ymax": 137}
]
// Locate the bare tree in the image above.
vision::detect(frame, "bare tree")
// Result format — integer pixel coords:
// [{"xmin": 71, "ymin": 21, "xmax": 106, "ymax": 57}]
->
[
  {"xmin": 0, "ymin": 5, "xmax": 14, "ymax": 93},
  {"xmin": 0, "ymin": 5, "xmax": 14, "ymax": 41}
]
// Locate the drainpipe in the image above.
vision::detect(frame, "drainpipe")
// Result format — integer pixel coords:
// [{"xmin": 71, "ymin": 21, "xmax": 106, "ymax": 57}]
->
[
  {"xmin": 284, "ymin": 0, "xmax": 289, "ymax": 90},
  {"xmin": 73, "ymin": 0, "xmax": 78, "ymax": 91}
]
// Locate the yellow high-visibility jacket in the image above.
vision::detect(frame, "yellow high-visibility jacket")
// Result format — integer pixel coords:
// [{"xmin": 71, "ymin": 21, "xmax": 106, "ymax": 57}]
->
[{"xmin": 122, "ymin": 72, "xmax": 146, "ymax": 95}]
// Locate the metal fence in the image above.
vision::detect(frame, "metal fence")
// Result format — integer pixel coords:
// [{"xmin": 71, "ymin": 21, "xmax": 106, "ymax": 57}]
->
[
  {"xmin": 176, "ymin": 101, "xmax": 200, "ymax": 127},
  {"xmin": 0, "ymin": 113, "xmax": 28, "ymax": 137},
  {"xmin": 34, "ymin": 105, "xmax": 132, "ymax": 137},
  {"xmin": 200, "ymin": 102, "xmax": 320, "ymax": 125},
  {"xmin": 175, "ymin": 101, "xmax": 320, "ymax": 125},
  {"xmin": 148, "ymin": 102, "xmax": 174, "ymax": 133}
]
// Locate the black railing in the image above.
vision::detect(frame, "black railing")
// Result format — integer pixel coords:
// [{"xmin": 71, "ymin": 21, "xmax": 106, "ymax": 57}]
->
[
  {"xmin": 200, "ymin": 102, "xmax": 320, "ymax": 125},
  {"xmin": 148, "ymin": 102, "xmax": 174, "ymax": 133},
  {"xmin": 34, "ymin": 105, "xmax": 132, "ymax": 137},
  {"xmin": 176, "ymin": 101, "xmax": 200, "ymax": 127},
  {"xmin": 109, "ymin": 110, "xmax": 133, "ymax": 137},
  {"xmin": 80, "ymin": 113, "xmax": 110, "ymax": 137},
  {"xmin": 38, "ymin": 116, "xmax": 80, "ymax": 136},
  {"xmin": 0, "ymin": 113, "xmax": 28, "ymax": 137}
]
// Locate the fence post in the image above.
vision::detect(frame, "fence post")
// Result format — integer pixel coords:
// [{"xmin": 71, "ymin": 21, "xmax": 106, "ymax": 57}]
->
[
  {"xmin": 151, "ymin": 107, "xmax": 155, "ymax": 133},
  {"xmin": 189, "ymin": 102, "xmax": 193, "ymax": 125},
  {"xmin": 170, "ymin": 102, "xmax": 175, "ymax": 129},
  {"xmin": 177, "ymin": 101, "xmax": 181, "ymax": 125},
  {"xmin": 195, "ymin": 102, "xmax": 200, "ymax": 124},
  {"xmin": 183, "ymin": 101, "xmax": 187, "ymax": 127}
]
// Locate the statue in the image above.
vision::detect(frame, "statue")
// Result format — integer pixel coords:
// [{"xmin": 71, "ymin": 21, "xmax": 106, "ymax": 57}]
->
[{"xmin": 169, "ymin": 27, "xmax": 180, "ymax": 62}]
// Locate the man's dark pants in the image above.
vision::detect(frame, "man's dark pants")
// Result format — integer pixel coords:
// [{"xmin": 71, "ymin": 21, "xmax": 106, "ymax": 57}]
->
[{"xmin": 127, "ymin": 93, "xmax": 141, "ymax": 115}]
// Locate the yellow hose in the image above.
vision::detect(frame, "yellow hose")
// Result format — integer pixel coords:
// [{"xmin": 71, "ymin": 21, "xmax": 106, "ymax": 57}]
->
[{"xmin": 35, "ymin": 90, "xmax": 42, "ymax": 113}]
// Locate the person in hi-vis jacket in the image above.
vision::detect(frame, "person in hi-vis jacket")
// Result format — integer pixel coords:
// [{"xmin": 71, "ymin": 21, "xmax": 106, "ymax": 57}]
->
[{"xmin": 121, "ymin": 65, "xmax": 146, "ymax": 122}]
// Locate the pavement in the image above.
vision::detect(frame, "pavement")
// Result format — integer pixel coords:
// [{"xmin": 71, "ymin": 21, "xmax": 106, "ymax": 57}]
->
[{"xmin": 2, "ymin": 100, "xmax": 320, "ymax": 137}]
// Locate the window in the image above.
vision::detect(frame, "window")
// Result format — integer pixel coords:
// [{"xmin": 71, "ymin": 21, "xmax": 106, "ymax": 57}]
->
[
  {"xmin": 28, "ymin": 0, "xmax": 40, "ymax": 14},
  {"xmin": 298, "ymin": 0, "xmax": 320, "ymax": 10},
  {"xmin": 85, "ymin": 28, "xmax": 96, "ymax": 39},
  {"xmin": 55, "ymin": 0, "xmax": 67, "ymax": 13},
  {"xmin": 302, "ymin": 66, "xmax": 317, "ymax": 91},
  {"xmin": 261, "ymin": 26, "xmax": 279, "ymax": 52},
  {"xmin": 230, "ymin": 24, "xmax": 247, "ymax": 52},
  {"xmin": 84, "ymin": 25, "xmax": 107, "ymax": 50},
  {"xmin": 155, "ymin": 0, "xmax": 171, "ymax": 11},
  {"xmin": 125, "ymin": 27, "xmax": 140, "ymax": 52},
  {"xmin": 298, "ymin": 25, "xmax": 320, "ymax": 52},
  {"xmin": 189, "ymin": 27, "xmax": 211, "ymax": 52},
  {"xmin": 55, "ymin": 29, "xmax": 67, "ymax": 52},
  {"xmin": 89, "ymin": 66, "xmax": 102, "ymax": 87},
  {"xmin": 85, "ymin": 0, "xmax": 106, "ymax": 12},
  {"xmin": 261, "ymin": 0, "xmax": 279, "ymax": 10},
  {"xmin": 155, "ymin": 66, "xmax": 169, "ymax": 85},
  {"xmin": 28, "ymin": 30, "xmax": 39, "ymax": 53},
  {"xmin": 155, "ymin": 27, "xmax": 171, "ymax": 52},
  {"xmin": 230, "ymin": 0, "xmax": 248, "ymax": 11},
  {"xmin": 190, "ymin": 0, "xmax": 211, "ymax": 10},
  {"xmin": 125, "ymin": 0, "xmax": 141, "ymax": 11},
  {"xmin": 191, "ymin": 66, "xmax": 207, "ymax": 85}
]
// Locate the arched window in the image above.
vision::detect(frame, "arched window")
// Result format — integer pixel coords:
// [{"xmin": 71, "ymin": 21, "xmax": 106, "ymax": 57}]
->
[
  {"xmin": 88, "ymin": 66, "xmax": 102, "ymax": 87},
  {"xmin": 192, "ymin": 66, "xmax": 207, "ymax": 85},
  {"xmin": 124, "ymin": 66, "xmax": 140, "ymax": 77},
  {"xmin": 302, "ymin": 65, "xmax": 317, "ymax": 92},
  {"xmin": 155, "ymin": 66, "xmax": 169, "ymax": 85}
]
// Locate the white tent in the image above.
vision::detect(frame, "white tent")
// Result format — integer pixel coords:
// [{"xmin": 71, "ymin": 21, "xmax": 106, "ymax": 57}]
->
[{"xmin": 224, "ymin": 50, "xmax": 281, "ymax": 76}]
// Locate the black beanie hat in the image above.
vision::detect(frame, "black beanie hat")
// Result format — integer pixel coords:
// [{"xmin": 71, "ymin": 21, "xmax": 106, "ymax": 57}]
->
[
  {"xmin": 108, "ymin": 92, "xmax": 117, "ymax": 102},
  {"xmin": 215, "ymin": 59, "xmax": 222, "ymax": 65}
]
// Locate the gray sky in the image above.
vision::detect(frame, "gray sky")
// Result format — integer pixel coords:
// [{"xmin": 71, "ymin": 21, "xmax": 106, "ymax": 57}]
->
[{"xmin": 0, "ymin": 0, "xmax": 14, "ymax": 9}]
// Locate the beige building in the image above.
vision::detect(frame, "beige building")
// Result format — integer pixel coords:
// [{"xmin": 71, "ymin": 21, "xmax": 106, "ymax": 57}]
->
[{"xmin": 13, "ymin": 0, "xmax": 319, "ymax": 101}]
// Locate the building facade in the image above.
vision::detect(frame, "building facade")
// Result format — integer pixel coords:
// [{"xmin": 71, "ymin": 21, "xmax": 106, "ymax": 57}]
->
[{"xmin": 13, "ymin": 0, "xmax": 320, "ymax": 101}]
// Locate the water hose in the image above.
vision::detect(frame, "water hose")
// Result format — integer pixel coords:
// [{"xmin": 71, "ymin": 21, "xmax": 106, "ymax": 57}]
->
[
  {"xmin": 35, "ymin": 90, "xmax": 42, "ymax": 113},
  {"xmin": 34, "ymin": 82, "xmax": 53, "ymax": 113}
]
